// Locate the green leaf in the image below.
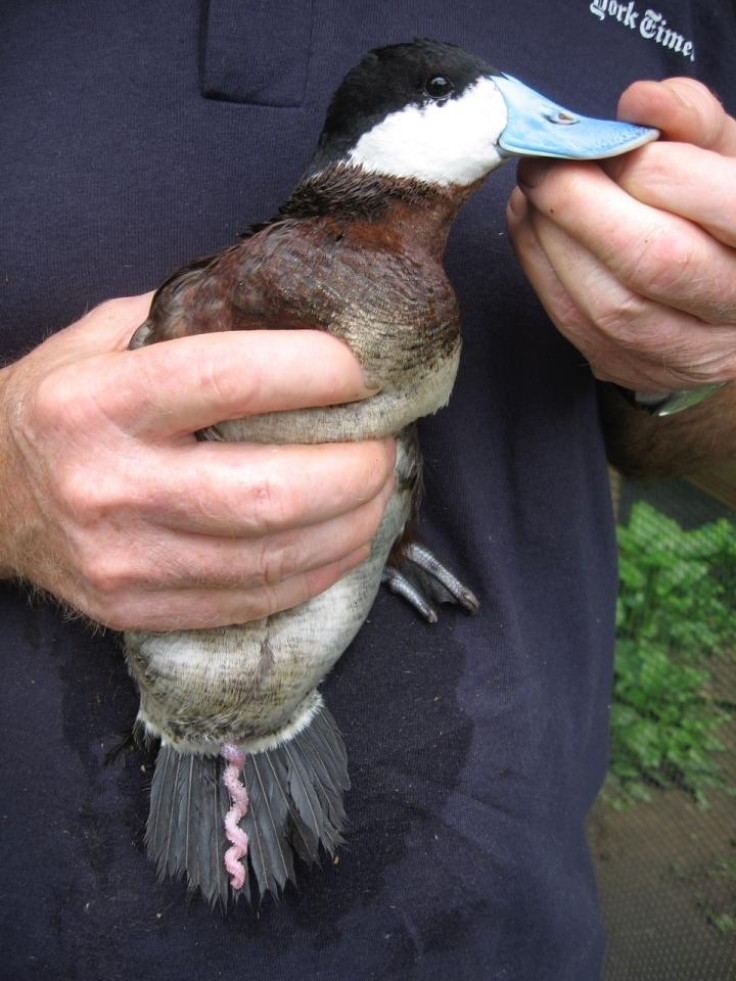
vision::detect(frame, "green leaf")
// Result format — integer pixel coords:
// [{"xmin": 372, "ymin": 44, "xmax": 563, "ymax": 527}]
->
[{"xmin": 607, "ymin": 501, "xmax": 735, "ymax": 810}]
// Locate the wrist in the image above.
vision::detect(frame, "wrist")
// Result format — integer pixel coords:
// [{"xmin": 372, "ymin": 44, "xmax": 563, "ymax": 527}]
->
[
  {"xmin": 611, "ymin": 381, "xmax": 729, "ymax": 418},
  {"xmin": 0, "ymin": 370, "xmax": 17, "ymax": 578},
  {"xmin": 0, "ymin": 363, "xmax": 35, "ymax": 580}
]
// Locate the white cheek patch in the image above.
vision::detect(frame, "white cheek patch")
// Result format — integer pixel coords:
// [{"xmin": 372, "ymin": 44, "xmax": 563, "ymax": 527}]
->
[{"xmin": 348, "ymin": 77, "xmax": 509, "ymax": 185}]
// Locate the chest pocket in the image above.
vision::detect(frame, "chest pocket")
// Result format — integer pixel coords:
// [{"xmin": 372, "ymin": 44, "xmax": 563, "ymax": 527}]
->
[{"xmin": 200, "ymin": 0, "xmax": 314, "ymax": 106}]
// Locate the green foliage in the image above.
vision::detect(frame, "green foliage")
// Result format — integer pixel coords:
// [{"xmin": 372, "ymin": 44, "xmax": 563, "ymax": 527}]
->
[
  {"xmin": 705, "ymin": 912, "xmax": 736, "ymax": 937},
  {"xmin": 607, "ymin": 501, "xmax": 736, "ymax": 809},
  {"xmin": 699, "ymin": 854, "xmax": 736, "ymax": 937}
]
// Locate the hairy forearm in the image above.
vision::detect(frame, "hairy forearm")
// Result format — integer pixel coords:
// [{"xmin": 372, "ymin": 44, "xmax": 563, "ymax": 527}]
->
[
  {"xmin": 0, "ymin": 373, "xmax": 13, "ymax": 578},
  {"xmin": 599, "ymin": 383, "xmax": 736, "ymax": 479},
  {"xmin": 0, "ymin": 364, "xmax": 43, "ymax": 581}
]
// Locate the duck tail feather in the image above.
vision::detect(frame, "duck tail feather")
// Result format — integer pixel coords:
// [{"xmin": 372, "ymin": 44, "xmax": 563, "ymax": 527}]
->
[{"xmin": 144, "ymin": 700, "xmax": 350, "ymax": 907}]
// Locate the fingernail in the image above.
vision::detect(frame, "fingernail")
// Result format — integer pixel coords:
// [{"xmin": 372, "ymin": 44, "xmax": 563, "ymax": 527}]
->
[
  {"xmin": 517, "ymin": 158, "xmax": 552, "ymax": 190},
  {"xmin": 662, "ymin": 77, "xmax": 694, "ymax": 111},
  {"xmin": 360, "ymin": 366, "xmax": 381, "ymax": 393}
]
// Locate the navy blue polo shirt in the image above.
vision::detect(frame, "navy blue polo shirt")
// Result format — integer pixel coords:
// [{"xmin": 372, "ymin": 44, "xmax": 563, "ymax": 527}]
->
[{"xmin": 1, "ymin": 3, "xmax": 734, "ymax": 979}]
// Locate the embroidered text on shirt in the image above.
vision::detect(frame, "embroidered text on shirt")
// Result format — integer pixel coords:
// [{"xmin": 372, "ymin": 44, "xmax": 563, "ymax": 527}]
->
[{"xmin": 589, "ymin": 2, "xmax": 695, "ymax": 61}]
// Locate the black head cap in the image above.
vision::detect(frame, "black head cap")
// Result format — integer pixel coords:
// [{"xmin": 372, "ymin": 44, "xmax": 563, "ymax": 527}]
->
[{"xmin": 308, "ymin": 39, "xmax": 499, "ymax": 173}]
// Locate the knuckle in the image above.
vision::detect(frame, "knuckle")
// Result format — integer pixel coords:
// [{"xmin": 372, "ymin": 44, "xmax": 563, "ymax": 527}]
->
[
  {"xmin": 621, "ymin": 148, "xmax": 669, "ymax": 197},
  {"xmin": 593, "ymin": 293, "xmax": 649, "ymax": 347},
  {"xmin": 92, "ymin": 297, "xmax": 124, "ymax": 319},
  {"xmin": 27, "ymin": 370, "xmax": 76, "ymax": 431},
  {"xmin": 349, "ymin": 442, "xmax": 395, "ymax": 504},
  {"xmin": 244, "ymin": 473, "xmax": 293, "ymax": 531},
  {"xmin": 350, "ymin": 491, "xmax": 387, "ymax": 546},
  {"xmin": 247, "ymin": 582, "xmax": 284, "ymax": 620},
  {"xmin": 193, "ymin": 349, "xmax": 264, "ymax": 419},
  {"xmin": 303, "ymin": 562, "xmax": 345, "ymax": 601},
  {"xmin": 56, "ymin": 466, "xmax": 124, "ymax": 523},
  {"xmin": 602, "ymin": 206, "xmax": 707, "ymax": 309},
  {"xmin": 628, "ymin": 233, "xmax": 695, "ymax": 297},
  {"xmin": 247, "ymin": 558, "xmax": 344, "ymax": 623},
  {"xmin": 55, "ymin": 466, "xmax": 91, "ymax": 517},
  {"xmin": 191, "ymin": 355, "xmax": 230, "ymax": 406},
  {"xmin": 255, "ymin": 537, "xmax": 299, "ymax": 588},
  {"xmin": 77, "ymin": 549, "xmax": 131, "ymax": 600},
  {"xmin": 91, "ymin": 295, "xmax": 140, "ymax": 323},
  {"xmin": 21, "ymin": 365, "xmax": 109, "ymax": 447},
  {"xmin": 668, "ymin": 348, "xmax": 734, "ymax": 386}
]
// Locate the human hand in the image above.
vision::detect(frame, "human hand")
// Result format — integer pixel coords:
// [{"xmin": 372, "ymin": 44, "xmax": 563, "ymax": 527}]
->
[
  {"xmin": 506, "ymin": 78, "xmax": 736, "ymax": 394},
  {"xmin": 0, "ymin": 294, "xmax": 395, "ymax": 631}
]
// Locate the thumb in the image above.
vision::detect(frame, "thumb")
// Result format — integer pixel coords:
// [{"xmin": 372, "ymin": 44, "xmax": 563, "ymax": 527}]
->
[
  {"xmin": 22, "ymin": 295, "xmax": 376, "ymax": 440},
  {"xmin": 618, "ymin": 77, "xmax": 736, "ymax": 156},
  {"xmin": 86, "ymin": 328, "xmax": 376, "ymax": 439}
]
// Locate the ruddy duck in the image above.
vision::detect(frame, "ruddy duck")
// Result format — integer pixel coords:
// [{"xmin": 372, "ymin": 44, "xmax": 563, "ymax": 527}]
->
[{"xmin": 125, "ymin": 39, "xmax": 656, "ymax": 907}]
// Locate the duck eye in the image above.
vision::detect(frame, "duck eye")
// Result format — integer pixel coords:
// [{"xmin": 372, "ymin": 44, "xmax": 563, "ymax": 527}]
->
[{"xmin": 425, "ymin": 75, "xmax": 454, "ymax": 101}]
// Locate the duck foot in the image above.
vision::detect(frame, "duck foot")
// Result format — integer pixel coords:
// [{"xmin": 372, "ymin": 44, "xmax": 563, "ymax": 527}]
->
[{"xmin": 381, "ymin": 541, "xmax": 479, "ymax": 623}]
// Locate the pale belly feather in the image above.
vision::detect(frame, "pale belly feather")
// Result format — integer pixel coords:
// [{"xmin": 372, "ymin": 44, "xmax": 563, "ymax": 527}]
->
[{"xmin": 125, "ymin": 445, "xmax": 412, "ymax": 754}]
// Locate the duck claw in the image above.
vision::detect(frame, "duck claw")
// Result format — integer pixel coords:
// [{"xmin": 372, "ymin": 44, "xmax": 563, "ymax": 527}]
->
[{"xmin": 382, "ymin": 542, "xmax": 479, "ymax": 623}]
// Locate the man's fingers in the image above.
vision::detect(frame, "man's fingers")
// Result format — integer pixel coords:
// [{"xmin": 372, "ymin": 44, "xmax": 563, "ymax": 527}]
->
[
  {"xmin": 506, "ymin": 187, "xmax": 587, "ymax": 329},
  {"xmin": 72, "ymin": 480, "xmax": 392, "ymax": 616},
  {"xmin": 525, "ymin": 207, "xmax": 736, "ymax": 384},
  {"xmin": 1, "ymin": 292, "xmax": 400, "ymax": 630},
  {"xmin": 516, "ymin": 158, "xmax": 736, "ymax": 323},
  {"xmin": 142, "ymin": 438, "xmax": 396, "ymax": 535},
  {"xmin": 95, "ymin": 546, "xmax": 372, "ymax": 632},
  {"xmin": 603, "ymin": 143, "xmax": 736, "ymax": 248},
  {"xmin": 507, "ymin": 186, "xmax": 736, "ymax": 389},
  {"xmin": 53, "ymin": 438, "xmax": 397, "ymax": 539},
  {"xmin": 617, "ymin": 78, "xmax": 736, "ymax": 156},
  {"xmin": 104, "ymin": 329, "xmax": 378, "ymax": 437},
  {"xmin": 509, "ymin": 79, "xmax": 736, "ymax": 393},
  {"xmin": 171, "ymin": 483, "xmax": 392, "ymax": 590},
  {"xmin": 507, "ymin": 189, "xmax": 675, "ymax": 388}
]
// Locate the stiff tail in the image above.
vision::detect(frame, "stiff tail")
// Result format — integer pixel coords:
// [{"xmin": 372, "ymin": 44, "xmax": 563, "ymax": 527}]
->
[{"xmin": 145, "ymin": 701, "xmax": 350, "ymax": 907}]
